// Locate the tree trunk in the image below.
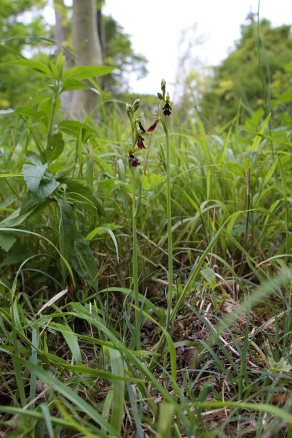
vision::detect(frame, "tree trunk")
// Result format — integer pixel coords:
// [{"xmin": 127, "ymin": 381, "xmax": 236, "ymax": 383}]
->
[{"xmin": 72, "ymin": 0, "xmax": 103, "ymax": 116}]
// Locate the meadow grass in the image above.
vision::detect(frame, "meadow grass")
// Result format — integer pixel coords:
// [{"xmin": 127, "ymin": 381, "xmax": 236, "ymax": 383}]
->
[{"xmin": 0, "ymin": 61, "xmax": 291, "ymax": 437}]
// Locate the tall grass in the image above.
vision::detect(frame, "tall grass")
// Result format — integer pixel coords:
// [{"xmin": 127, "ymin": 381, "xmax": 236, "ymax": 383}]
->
[{"xmin": 0, "ymin": 54, "xmax": 291, "ymax": 437}]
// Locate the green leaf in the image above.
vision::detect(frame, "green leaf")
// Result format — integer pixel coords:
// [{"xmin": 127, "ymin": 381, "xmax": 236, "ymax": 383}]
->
[
  {"xmin": 16, "ymin": 106, "xmax": 47, "ymax": 123},
  {"xmin": 50, "ymin": 322, "xmax": 82, "ymax": 365},
  {"xmin": 72, "ymin": 236, "xmax": 97, "ymax": 284},
  {"xmin": 86, "ymin": 226, "xmax": 121, "ymax": 262},
  {"xmin": 109, "ymin": 348, "xmax": 124, "ymax": 433},
  {"xmin": 23, "ymin": 163, "xmax": 59, "ymax": 200},
  {"xmin": 0, "ymin": 231, "xmax": 16, "ymax": 251},
  {"xmin": 157, "ymin": 402, "xmax": 175, "ymax": 438},
  {"xmin": 45, "ymin": 132, "xmax": 65, "ymax": 162},
  {"xmin": 2, "ymin": 59, "xmax": 52, "ymax": 76},
  {"xmin": 245, "ymin": 108, "xmax": 264, "ymax": 131},
  {"xmin": 262, "ymin": 158, "xmax": 279, "ymax": 187},
  {"xmin": 58, "ymin": 120, "xmax": 96, "ymax": 140},
  {"xmin": 61, "ymin": 79, "xmax": 91, "ymax": 92},
  {"xmin": 201, "ymin": 267, "xmax": 217, "ymax": 289},
  {"xmin": 251, "ymin": 114, "xmax": 271, "ymax": 152},
  {"xmin": 58, "ymin": 199, "xmax": 76, "ymax": 278},
  {"xmin": 225, "ymin": 162, "xmax": 245, "ymax": 178},
  {"xmin": 64, "ymin": 65, "xmax": 115, "ymax": 80},
  {"xmin": 23, "ymin": 163, "xmax": 48, "ymax": 192},
  {"xmin": 63, "ymin": 179, "xmax": 104, "ymax": 213}
]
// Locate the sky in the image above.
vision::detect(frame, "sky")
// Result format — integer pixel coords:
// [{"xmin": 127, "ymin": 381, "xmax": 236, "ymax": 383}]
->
[{"xmin": 44, "ymin": 0, "xmax": 291, "ymax": 95}]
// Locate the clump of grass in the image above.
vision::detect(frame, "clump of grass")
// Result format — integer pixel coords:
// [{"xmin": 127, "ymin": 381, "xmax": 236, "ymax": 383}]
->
[{"xmin": 0, "ymin": 54, "xmax": 292, "ymax": 438}]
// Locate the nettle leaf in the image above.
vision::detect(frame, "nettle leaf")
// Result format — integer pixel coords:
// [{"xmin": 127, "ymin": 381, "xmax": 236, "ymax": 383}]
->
[
  {"xmin": 63, "ymin": 65, "xmax": 115, "ymax": 81},
  {"xmin": 23, "ymin": 163, "xmax": 48, "ymax": 192},
  {"xmin": 45, "ymin": 132, "xmax": 65, "ymax": 162},
  {"xmin": 0, "ymin": 232, "xmax": 16, "ymax": 252}
]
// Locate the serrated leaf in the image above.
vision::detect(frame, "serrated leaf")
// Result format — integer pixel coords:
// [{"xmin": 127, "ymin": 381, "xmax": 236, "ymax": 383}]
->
[{"xmin": 64, "ymin": 65, "xmax": 115, "ymax": 81}]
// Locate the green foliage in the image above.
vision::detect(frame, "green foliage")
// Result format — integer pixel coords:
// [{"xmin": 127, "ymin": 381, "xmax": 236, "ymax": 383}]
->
[
  {"xmin": 200, "ymin": 19, "xmax": 292, "ymax": 125},
  {"xmin": 0, "ymin": 0, "xmax": 50, "ymax": 108},
  {"xmin": 1, "ymin": 16, "xmax": 292, "ymax": 438}
]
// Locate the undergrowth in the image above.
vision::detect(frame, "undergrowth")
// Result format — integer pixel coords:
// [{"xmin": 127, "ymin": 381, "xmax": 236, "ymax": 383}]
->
[{"xmin": 0, "ymin": 53, "xmax": 291, "ymax": 437}]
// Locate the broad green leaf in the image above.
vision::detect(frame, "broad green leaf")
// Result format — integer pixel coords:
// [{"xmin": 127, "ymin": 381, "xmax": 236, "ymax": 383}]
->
[
  {"xmin": 225, "ymin": 162, "xmax": 245, "ymax": 178},
  {"xmin": 3, "ymin": 59, "xmax": 52, "ymax": 76},
  {"xmin": 58, "ymin": 120, "xmax": 96, "ymax": 140},
  {"xmin": 16, "ymin": 106, "xmax": 47, "ymax": 123},
  {"xmin": 63, "ymin": 179, "xmax": 104, "ymax": 213},
  {"xmin": 0, "ymin": 232, "xmax": 16, "ymax": 251},
  {"xmin": 245, "ymin": 108, "xmax": 264, "ymax": 131},
  {"xmin": 141, "ymin": 173, "xmax": 166, "ymax": 190},
  {"xmin": 23, "ymin": 163, "xmax": 59, "ymax": 200},
  {"xmin": 45, "ymin": 132, "xmax": 65, "ymax": 162},
  {"xmin": 61, "ymin": 79, "xmax": 91, "ymax": 92},
  {"xmin": 64, "ymin": 65, "xmax": 115, "ymax": 80},
  {"xmin": 23, "ymin": 163, "xmax": 48, "ymax": 192}
]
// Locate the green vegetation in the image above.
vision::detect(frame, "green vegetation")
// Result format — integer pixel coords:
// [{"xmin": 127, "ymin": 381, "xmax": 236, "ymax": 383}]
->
[{"xmin": 0, "ymin": 8, "xmax": 292, "ymax": 438}]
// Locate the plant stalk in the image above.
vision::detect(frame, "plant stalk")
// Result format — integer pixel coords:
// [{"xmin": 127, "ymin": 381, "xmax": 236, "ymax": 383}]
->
[
  {"xmin": 165, "ymin": 122, "xmax": 173, "ymax": 330},
  {"xmin": 131, "ymin": 169, "xmax": 140, "ymax": 349}
]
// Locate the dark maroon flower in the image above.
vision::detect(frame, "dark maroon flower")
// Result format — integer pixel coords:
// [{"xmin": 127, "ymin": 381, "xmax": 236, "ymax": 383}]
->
[
  {"xmin": 138, "ymin": 121, "xmax": 146, "ymax": 133},
  {"xmin": 163, "ymin": 101, "xmax": 172, "ymax": 116},
  {"xmin": 137, "ymin": 135, "xmax": 145, "ymax": 149},
  {"xmin": 129, "ymin": 154, "xmax": 140, "ymax": 167},
  {"xmin": 147, "ymin": 119, "xmax": 160, "ymax": 132}
]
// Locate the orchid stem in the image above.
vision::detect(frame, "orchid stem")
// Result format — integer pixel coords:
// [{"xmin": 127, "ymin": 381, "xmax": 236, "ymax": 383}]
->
[
  {"xmin": 164, "ymin": 120, "xmax": 173, "ymax": 330},
  {"xmin": 131, "ymin": 168, "xmax": 140, "ymax": 349}
]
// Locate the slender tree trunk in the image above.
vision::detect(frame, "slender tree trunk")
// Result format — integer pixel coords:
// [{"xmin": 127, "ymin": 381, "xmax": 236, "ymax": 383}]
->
[{"xmin": 72, "ymin": 0, "xmax": 103, "ymax": 115}]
